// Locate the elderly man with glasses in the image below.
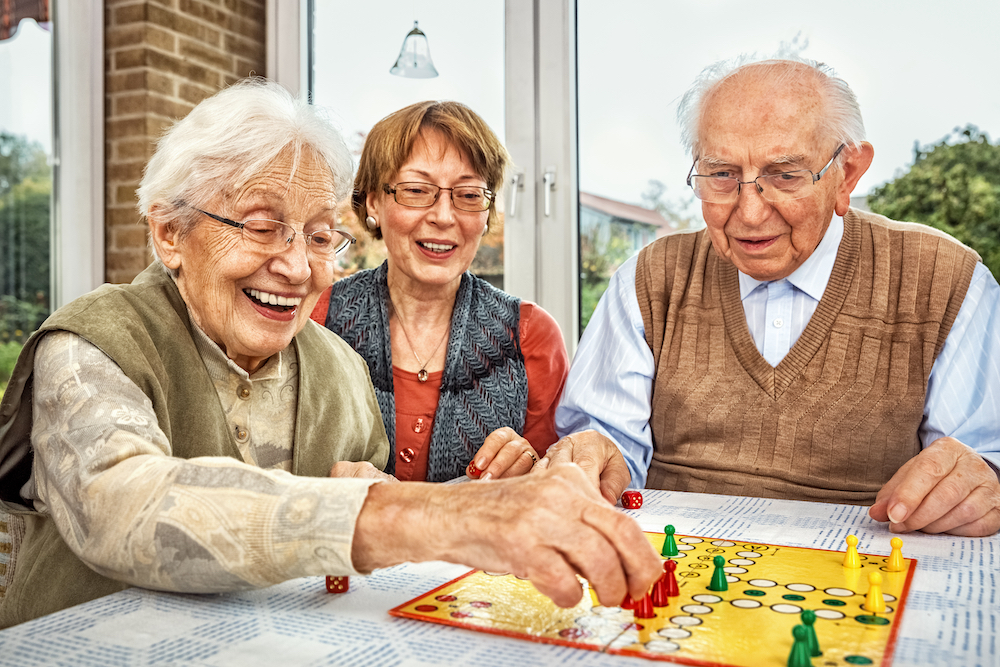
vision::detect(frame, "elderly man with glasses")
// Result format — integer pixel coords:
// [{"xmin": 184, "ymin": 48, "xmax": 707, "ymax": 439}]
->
[{"xmin": 548, "ymin": 56, "xmax": 1000, "ymax": 537}]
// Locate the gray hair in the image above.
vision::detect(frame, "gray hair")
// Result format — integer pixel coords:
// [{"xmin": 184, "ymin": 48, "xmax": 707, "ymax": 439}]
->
[
  {"xmin": 676, "ymin": 55, "xmax": 866, "ymax": 162},
  {"xmin": 137, "ymin": 78, "xmax": 353, "ymax": 238}
]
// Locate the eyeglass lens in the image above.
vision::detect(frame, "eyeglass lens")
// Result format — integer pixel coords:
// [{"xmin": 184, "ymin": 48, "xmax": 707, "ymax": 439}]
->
[
  {"xmin": 241, "ymin": 219, "xmax": 354, "ymax": 255},
  {"xmin": 391, "ymin": 182, "xmax": 492, "ymax": 211}
]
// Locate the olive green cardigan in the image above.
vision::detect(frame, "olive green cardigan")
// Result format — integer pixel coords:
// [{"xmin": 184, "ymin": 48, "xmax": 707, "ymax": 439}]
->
[{"xmin": 0, "ymin": 264, "xmax": 388, "ymax": 626}]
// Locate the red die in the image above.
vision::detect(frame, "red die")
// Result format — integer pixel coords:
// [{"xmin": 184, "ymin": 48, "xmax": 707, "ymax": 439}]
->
[
  {"xmin": 325, "ymin": 576, "xmax": 349, "ymax": 594},
  {"xmin": 621, "ymin": 490, "xmax": 643, "ymax": 509},
  {"xmin": 466, "ymin": 461, "xmax": 483, "ymax": 479}
]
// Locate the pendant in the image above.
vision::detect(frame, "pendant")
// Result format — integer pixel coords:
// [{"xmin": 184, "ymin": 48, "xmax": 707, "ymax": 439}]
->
[{"xmin": 417, "ymin": 369, "xmax": 428, "ymax": 382}]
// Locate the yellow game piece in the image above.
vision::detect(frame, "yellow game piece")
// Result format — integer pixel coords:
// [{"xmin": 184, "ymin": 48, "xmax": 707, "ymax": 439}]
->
[
  {"xmin": 843, "ymin": 534, "xmax": 861, "ymax": 568},
  {"xmin": 887, "ymin": 537, "xmax": 905, "ymax": 572},
  {"xmin": 864, "ymin": 571, "xmax": 886, "ymax": 613}
]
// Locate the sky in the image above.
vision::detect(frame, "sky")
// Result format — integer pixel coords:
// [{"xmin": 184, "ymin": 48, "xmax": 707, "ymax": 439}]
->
[{"xmin": 3, "ymin": 2, "xmax": 999, "ymax": 221}]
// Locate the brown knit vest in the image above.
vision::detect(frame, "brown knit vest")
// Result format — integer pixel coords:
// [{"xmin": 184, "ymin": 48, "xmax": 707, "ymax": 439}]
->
[{"xmin": 635, "ymin": 209, "xmax": 979, "ymax": 504}]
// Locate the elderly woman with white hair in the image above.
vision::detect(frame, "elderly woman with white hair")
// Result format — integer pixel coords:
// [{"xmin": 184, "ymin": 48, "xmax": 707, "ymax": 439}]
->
[{"xmin": 0, "ymin": 79, "xmax": 662, "ymax": 628}]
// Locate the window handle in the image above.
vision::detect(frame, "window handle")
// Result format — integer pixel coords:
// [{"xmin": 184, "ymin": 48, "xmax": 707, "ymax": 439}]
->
[
  {"xmin": 543, "ymin": 166, "xmax": 556, "ymax": 217},
  {"xmin": 508, "ymin": 172, "xmax": 524, "ymax": 218}
]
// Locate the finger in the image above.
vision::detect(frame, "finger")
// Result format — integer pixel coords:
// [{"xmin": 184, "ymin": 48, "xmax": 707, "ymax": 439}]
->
[
  {"xmin": 577, "ymin": 503, "xmax": 661, "ymax": 603},
  {"xmin": 881, "ymin": 447, "xmax": 960, "ymax": 526},
  {"xmin": 496, "ymin": 447, "xmax": 538, "ymax": 479},
  {"xmin": 471, "ymin": 427, "xmax": 519, "ymax": 471},
  {"xmin": 597, "ymin": 453, "xmax": 632, "ymax": 505},
  {"xmin": 909, "ymin": 484, "xmax": 1000, "ymax": 536},
  {"xmin": 523, "ymin": 548, "xmax": 590, "ymax": 608}
]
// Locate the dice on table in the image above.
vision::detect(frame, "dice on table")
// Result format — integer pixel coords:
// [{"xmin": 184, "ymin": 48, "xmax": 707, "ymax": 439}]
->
[
  {"xmin": 325, "ymin": 575, "xmax": 349, "ymax": 594},
  {"xmin": 621, "ymin": 490, "xmax": 643, "ymax": 509}
]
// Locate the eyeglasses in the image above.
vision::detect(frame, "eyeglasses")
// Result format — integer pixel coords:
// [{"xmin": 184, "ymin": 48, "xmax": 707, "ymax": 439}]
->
[
  {"xmin": 686, "ymin": 144, "xmax": 846, "ymax": 204},
  {"xmin": 383, "ymin": 182, "xmax": 495, "ymax": 212},
  {"xmin": 188, "ymin": 206, "xmax": 356, "ymax": 257}
]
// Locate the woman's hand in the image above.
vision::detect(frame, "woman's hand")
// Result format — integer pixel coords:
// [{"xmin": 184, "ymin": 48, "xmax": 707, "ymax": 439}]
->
[{"xmin": 467, "ymin": 427, "xmax": 540, "ymax": 480}]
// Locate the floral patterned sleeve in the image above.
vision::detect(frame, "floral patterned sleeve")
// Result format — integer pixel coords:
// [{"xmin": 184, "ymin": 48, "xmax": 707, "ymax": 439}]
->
[{"xmin": 30, "ymin": 331, "xmax": 377, "ymax": 593}]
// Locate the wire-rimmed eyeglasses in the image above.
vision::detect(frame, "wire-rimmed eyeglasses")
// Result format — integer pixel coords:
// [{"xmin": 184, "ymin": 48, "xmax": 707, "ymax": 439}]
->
[
  {"xmin": 186, "ymin": 206, "xmax": 356, "ymax": 257},
  {"xmin": 383, "ymin": 182, "xmax": 495, "ymax": 212},
  {"xmin": 686, "ymin": 144, "xmax": 846, "ymax": 204}
]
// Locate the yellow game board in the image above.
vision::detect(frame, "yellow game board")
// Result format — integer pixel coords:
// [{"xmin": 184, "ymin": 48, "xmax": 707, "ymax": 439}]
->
[{"xmin": 390, "ymin": 532, "xmax": 916, "ymax": 666}]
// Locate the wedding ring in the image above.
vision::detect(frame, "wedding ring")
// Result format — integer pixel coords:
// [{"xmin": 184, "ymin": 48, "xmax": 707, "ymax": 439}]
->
[{"xmin": 526, "ymin": 450, "xmax": 538, "ymax": 464}]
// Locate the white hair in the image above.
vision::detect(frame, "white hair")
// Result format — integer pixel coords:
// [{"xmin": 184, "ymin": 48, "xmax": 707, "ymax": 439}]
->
[
  {"xmin": 676, "ymin": 55, "xmax": 866, "ymax": 162},
  {"xmin": 137, "ymin": 78, "xmax": 353, "ymax": 238}
]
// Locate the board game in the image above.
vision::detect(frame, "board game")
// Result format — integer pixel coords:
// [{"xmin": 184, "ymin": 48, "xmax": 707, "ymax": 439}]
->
[{"xmin": 390, "ymin": 531, "xmax": 916, "ymax": 666}]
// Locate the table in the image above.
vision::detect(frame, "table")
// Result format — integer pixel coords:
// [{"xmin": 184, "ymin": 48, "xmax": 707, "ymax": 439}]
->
[{"xmin": 0, "ymin": 490, "xmax": 996, "ymax": 666}]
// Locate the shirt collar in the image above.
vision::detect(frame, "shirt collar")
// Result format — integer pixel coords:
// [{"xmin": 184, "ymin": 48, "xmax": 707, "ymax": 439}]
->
[{"xmin": 738, "ymin": 213, "xmax": 844, "ymax": 302}]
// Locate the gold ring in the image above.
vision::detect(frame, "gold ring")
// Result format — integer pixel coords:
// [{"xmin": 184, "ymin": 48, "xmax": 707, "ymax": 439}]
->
[{"xmin": 526, "ymin": 450, "xmax": 538, "ymax": 464}]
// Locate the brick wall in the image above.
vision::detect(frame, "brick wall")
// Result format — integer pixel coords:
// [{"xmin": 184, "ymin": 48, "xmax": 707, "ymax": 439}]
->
[{"xmin": 104, "ymin": 0, "xmax": 266, "ymax": 284}]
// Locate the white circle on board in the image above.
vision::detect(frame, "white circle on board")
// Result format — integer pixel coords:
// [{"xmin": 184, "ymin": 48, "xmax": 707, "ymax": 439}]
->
[
  {"xmin": 680, "ymin": 538, "xmax": 703, "ymax": 544},
  {"xmin": 824, "ymin": 587, "xmax": 855, "ymax": 597},
  {"xmin": 657, "ymin": 627, "xmax": 692, "ymax": 639},
  {"xmin": 736, "ymin": 551, "xmax": 762, "ymax": 558},
  {"xmin": 731, "ymin": 599, "xmax": 763, "ymax": 609},
  {"xmin": 814, "ymin": 609, "xmax": 845, "ymax": 620},
  {"xmin": 729, "ymin": 558, "xmax": 756, "ymax": 566},
  {"xmin": 724, "ymin": 567, "xmax": 748, "ymax": 574},
  {"xmin": 681, "ymin": 605, "xmax": 713, "ymax": 614},
  {"xmin": 677, "ymin": 544, "xmax": 695, "ymax": 551},
  {"xmin": 644, "ymin": 640, "xmax": 681, "ymax": 653},
  {"xmin": 786, "ymin": 583, "xmax": 815, "ymax": 592},
  {"xmin": 711, "ymin": 541, "xmax": 736, "ymax": 547},
  {"xmin": 749, "ymin": 579, "xmax": 778, "ymax": 587},
  {"xmin": 692, "ymin": 595, "xmax": 722, "ymax": 604},
  {"xmin": 671, "ymin": 616, "xmax": 703, "ymax": 626},
  {"xmin": 771, "ymin": 604, "xmax": 803, "ymax": 614}
]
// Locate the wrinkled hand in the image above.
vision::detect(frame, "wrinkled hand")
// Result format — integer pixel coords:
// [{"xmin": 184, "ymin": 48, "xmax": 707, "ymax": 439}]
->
[
  {"xmin": 352, "ymin": 463, "xmax": 662, "ymax": 608},
  {"xmin": 329, "ymin": 461, "xmax": 398, "ymax": 482},
  {"xmin": 534, "ymin": 430, "xmax": 632, "ymax": 505},
  {"xmin": 869, "ymin": 437, "xmax": 1000, "ymax": 536},
  {"xmin": 468, "ymin": 427, "xmax": 539, "ymax": 480}
]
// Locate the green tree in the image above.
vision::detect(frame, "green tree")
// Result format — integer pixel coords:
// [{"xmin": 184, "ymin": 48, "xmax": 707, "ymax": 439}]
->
[{"xmin": 868, "ymin": 125, "xmax": 1000, "ymax": 281}]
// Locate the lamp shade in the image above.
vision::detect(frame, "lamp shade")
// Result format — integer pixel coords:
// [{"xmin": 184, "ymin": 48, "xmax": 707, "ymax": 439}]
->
[{"xmin": 389, "ymin": 21, "xmax": 438, "ymax": 79}]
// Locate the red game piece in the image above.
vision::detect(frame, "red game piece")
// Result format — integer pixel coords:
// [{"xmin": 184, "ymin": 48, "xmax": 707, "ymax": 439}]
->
[
  {"xmin": 466, "ymin": 460, "xmax": 483, "ymax": 479},
  {"xmin": 325, "ymin": 575, "xmax": 349, "ymax": 593},
  {"xmin": 620, "ymin": 592, "xmax": 637, "ymax": 610},
  {"xmin": 621, "ymin": 490, "xmax": 643, "ymax": 509},
  {"xmin": 633, "ymin": 591, "xmax": 656, "ymax": 618},
  {"xmin": 651, "ymin": 571, "xmax": 670, "ymax": 607},
  {"xmin": 664, "ymin": 559, "xmax": 679, "ymax": 597}
]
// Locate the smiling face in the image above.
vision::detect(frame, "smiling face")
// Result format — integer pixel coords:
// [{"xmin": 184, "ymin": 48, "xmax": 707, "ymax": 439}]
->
[
  {"xmin": 697, "ymin": 64, "xmax": 870, "ymax": 281},
  {"xmin": 150, "ymin": 148, "xmax": 338, "ymax": 373},
  {"xmin": 367, "ymin": 129, "xmax": 489, "ymax": 297}
]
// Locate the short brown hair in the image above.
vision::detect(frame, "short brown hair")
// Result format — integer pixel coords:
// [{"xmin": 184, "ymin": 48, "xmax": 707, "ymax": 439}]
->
[{"xmin": 353, "ymin": 101, "xmax": 510, "ymax": 239}]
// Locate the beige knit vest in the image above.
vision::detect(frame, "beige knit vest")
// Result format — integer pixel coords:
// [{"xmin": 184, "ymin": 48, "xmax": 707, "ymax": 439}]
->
[{"xmin": 635, "ymin": 209, "xmax": 979, "ymax": 504}]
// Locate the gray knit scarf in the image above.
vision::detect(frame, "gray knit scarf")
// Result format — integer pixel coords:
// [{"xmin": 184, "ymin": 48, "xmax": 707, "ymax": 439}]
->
[{"xmin": 325, "ymin": 262, "xmax": 528, "ymax": 481}]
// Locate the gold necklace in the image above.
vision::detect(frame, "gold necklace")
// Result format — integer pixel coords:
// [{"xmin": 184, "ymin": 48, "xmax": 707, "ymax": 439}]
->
[{"xmin": 389, "ymin": 295, "xmax": 448, "ymax": 382}]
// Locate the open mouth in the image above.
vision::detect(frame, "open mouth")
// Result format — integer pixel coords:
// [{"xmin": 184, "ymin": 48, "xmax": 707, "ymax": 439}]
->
[
  {"xmin": 418, "ymin": 241, "xmax": 456, "ymax": 254},
  {"xmin": 245, "ymin": 288, "xmax": 300, "ymax": 312}
]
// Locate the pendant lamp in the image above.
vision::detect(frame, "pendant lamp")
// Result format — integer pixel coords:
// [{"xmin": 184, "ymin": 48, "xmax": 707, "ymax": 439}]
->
[{"xmin": 389, "ymin": 21, "xmax": 438, "ymax": 79}]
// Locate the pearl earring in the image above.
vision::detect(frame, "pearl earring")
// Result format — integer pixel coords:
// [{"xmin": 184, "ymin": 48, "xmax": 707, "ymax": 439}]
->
[{"xmin": 365, "ymin": 216, "xmax": 378, "ymax": 230}]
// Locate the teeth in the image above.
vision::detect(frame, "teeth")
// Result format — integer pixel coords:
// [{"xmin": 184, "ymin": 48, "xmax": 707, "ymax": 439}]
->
[
  {"xmin": 420, "ymin": 242, "xmax": 456, "ymax": 252},
  {"xmin": 248, "ymin": 289, "xmax": 301, "ymax": 307}
]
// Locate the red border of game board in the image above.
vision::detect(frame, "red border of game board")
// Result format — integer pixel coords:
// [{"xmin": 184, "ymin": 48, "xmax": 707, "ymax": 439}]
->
[{"xmin": 389, "ymin": 534, "xmax": 918, "ymax": 666}]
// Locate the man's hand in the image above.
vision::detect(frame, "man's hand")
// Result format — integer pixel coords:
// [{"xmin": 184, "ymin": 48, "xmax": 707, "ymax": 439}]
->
[
  {"xmin": 329, "ymin": 461, "xmax": 398, "ymax": 482},
  {"xmin": 351, "ymin": 464, "xmax": 662, "ymax": 608},
  {"xmin": 468, "ymin": 427, "xmax": 539, "ymax": 480},
  {"xmin": 869, "ymin": 437, "xmax": 1000, "ymax": 536},
  {"xmin": 534, "ymin": 430, "xmax": 632, "ymax": 504}
]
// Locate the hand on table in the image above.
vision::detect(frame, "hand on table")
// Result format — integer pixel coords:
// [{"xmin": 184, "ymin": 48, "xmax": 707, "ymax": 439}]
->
[
  {"xmin": 329, "ymin": 461, "xmax": 398, "ymax": 482},
  {"xmin": 467, "ymin": 427, "xmax": 539, "ymax": 480},
  {"xmin": 351, "ymin": 463, "xmax": 662, "ymax": 608},
  {"xmin": 868, "ymin": 437, "xmax": 1000, "ymax": 536},
  {"xmin": 534, "ymin": 430, "xmax": 632, "ymax": 505}
]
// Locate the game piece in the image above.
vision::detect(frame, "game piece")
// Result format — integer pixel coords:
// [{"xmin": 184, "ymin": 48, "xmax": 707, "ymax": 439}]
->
[
  {"xmin": 664, "ymin": 558, "xmax": 679, "ymax": 597},
  {"xmin": 661, "ymin": 524, "xmax": 679, "ymax": 557},
  {"xmin": 801, "ymin": 609, "xmax": 822, "ymax": 657},
  {"xmin": 620, "ymin": 592, "xmax": 637, "ymax": 610},
  {"xmin": 651, "ymin": 565, "xmax": 670, "ymax": 606},
  {"xmin": 787, "ymin": 625, "xmax": 812, "ymax": 667},
  {"xmin": 621, "ymin": 490, "xmax": 643, "ymax": 509},
  {"xmin": 843, "ymin": 534, "xmax": 861, "ymax": 568},
  {"xmin": 887, "ymin": 537, "xmax": 905, "ymax": 572},
  {"xmin": 466, "ymin": 460, "xmax": 483, "ymax": 478},
  {"xmin": 864, "ymin": 571, "xmax": 886, "ymax": 613},
  {"xmin": 633, "ymin": 591, "xmax": 656, "ymax": 618},
  {"xmin": 325, "ymin": 575, "xmax": 349, "ymax": 593},
  {"xmin": 708, "ymin": 554, "xmax": 728, "ymax": 591}
]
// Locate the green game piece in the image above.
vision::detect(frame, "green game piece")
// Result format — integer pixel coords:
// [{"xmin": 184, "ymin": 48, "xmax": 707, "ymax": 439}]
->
[
  {"xmin": 708, "ymin": 555, "xmax": 728, "ymax": 591},
  {"xmin": 801, "ymin": 609, "xmax": 822, "ymax": 657},
  {"xmin": 661, "ymin": 525, "xmax": 679, "ymax": 557},
  {"xmin": 787, "ymin": 625, "xmax": 812, "ymax": 667}
]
